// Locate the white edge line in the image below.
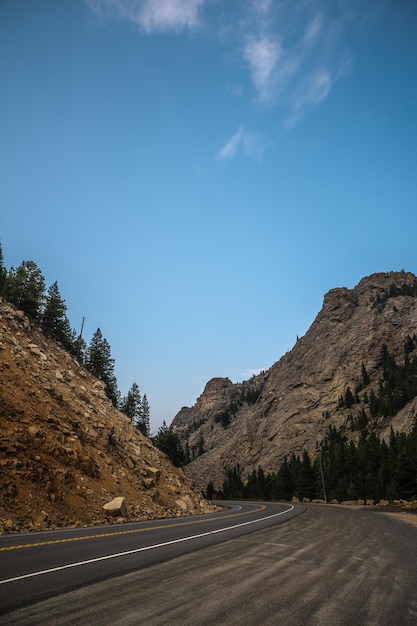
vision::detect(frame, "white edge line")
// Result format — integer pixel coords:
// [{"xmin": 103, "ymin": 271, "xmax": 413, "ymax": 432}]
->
[{"xmin": 0, "ymin": 505, "xmax": 294, "ymax": 585}]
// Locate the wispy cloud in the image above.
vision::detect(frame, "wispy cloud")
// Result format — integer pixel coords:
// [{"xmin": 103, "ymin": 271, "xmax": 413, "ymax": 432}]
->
[
  {"xmin": 251, "ymin": 0, "xmax": 272, "ymax": 19},
  {"xmin": 86, "ymin": 0, "xmax": 206, "ymax": 33},
  {"xmin": 284, "ymin": 53, "xmax": 352, "ymax": 127},
  {"xmin": 303, "ymin": 14, "xmax": 322, "ymax": 46},
  {"xmin": 238, "ymin": 5, "xmax": 349, "ymax": 119},
  {"xmin": 284, "ymin": 68, "xmax": 333, "ymax": 128},
  {"xmin": 243, "ymin": 36, "xmax": 282, "ymax": 104},
  {"xmin": 85, "ymin": 0, "xmax": 363, "ymax": 149},
  {"xmin": 240, "ymin": 368, "xmax": 265, "ymax": 379},
  {"xmin": 217, "ymin": 126, "xmax": 265, "ymax": 161}
]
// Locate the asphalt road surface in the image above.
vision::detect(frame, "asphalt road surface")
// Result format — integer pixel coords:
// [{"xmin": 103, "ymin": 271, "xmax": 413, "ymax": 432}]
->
[
  {"xmin": 0, "ymin": 501, "xmax": 301, "ymax": 618},
  {"xmin": 2, "ymin": 503, "xmax": 417, "ymax": 625}
]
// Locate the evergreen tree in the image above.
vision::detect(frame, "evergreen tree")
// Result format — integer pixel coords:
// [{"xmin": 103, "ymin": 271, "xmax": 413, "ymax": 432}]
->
[
  {"xmin": 256, "ymin": 466, "xmax": 267, "ymax": 500},
  {"xmin": 404, "ymin": 335, "xmax": 415, "ymax": 355},
  {"xmin": 151, "ymin": 421, "xmax": 185, "ymax": 467},
  {"xmin": 245, "ymin": 469, "xmax": 258, "ymax": 499},
  {"xmin": 0, "ymin": 241, "xmax": 7, "ymax": 297},
  {"xmin": 361, "ymin": 362, "xmax": 370, "ymax": 386},
  {"xmin": 344, "ymin": 386, "xmax": 355, "ymax": 408},
  {"xmin": 222, "ymin": 465, "xmax": 244, "ymax": 499},
  {"xmin": 75, "ymin": 335, "xmax": 87, "ymax": 363},
  {"xmin": 198, "ymin": 433, "xmax": 205, "ymax": 456},
  {"xmin": 273, "ymin": 457, "xmax": 294, "ymax": 500},
  {"xmin": 121, "ymin": 384, "xmax": 150, "ymax": 437},
  {"xmin": 206, "ymin": 481, "xmax": 215, "ymax": 499},
  {"xmin": 85, "ymin": 328, "xmax": 118, "ymax": 406},
  {"xmin": 295, "ymin": 450, "xmax": 317, "ymax": 500},
  {"xmin": 41, "ymin": 281, "xmax": 75, "ymax": 351},
  {"xmin": 369, "ymin": 389, "xmax": 379, "ymax": 417},
  {"xmin": 6, "ymin": 260, "xmax": 46, "ymax": 322},
  {"xmin": 139, "ymin": 393, "xmax": 150, "ymax": 438},
  {"xmin": 121, "ymin": 382, "xmax": 141, "ymax": 422}
]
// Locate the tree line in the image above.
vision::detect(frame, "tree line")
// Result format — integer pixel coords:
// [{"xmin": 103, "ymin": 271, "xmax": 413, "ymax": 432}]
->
[
  {"xmin": 211, "ymin": 339, "xmax": 417, "ymax": 503},
  {"xmin": 213, "ymin": 419, "xmax": 417, "ymax": 503},
  {"xmin": 157, "ymin": 338, "xmax": 417, "ymax": 491},
  {"xmin": 0, "ymin": 242, "xmax": 150, "ymax": 436}
]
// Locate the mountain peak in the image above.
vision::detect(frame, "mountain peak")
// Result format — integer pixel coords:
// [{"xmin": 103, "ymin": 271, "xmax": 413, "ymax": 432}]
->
[{"xmin": 172, "ymin": 271, "xmax": 417, "ymax": 490}]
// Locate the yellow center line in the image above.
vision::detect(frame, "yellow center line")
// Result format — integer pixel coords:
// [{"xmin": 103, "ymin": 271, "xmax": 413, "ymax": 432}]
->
[{"xmin": 0, "ymin": 504, "xmax": 266, "ymax": 552}]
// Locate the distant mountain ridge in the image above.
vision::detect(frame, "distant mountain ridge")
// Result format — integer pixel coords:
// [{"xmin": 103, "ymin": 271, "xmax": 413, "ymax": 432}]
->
[{"xmin": 171, "ymin": 272, "xmax": 417, "ymax": 490}]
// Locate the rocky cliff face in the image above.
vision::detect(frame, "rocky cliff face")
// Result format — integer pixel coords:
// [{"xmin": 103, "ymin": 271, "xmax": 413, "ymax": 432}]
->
[
  {"xmin": 0, "ymin": 300, "xmax": 213, "ymax": 533},
  {"xmin": 171, "ymin": 272, "xmax": 417, "ymax": 490}
]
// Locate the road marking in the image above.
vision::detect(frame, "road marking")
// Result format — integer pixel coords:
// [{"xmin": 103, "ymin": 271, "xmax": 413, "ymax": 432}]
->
[
  {"xmin": 0, "ymin": 504, "xmax": 266, "ymax": 553},
  {"xmin": 0, "ymin": 505, "xmax": 294, "ymax": 585}
]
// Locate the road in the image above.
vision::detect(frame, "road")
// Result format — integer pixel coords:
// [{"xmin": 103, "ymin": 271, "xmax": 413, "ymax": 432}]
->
[
  {"xmin": 2, "ymin": 503, "xmax": 417, "ymax": 625},
  {"xmin": 0, "ymin": 501, "xmax": 301, "ymax": 618}
]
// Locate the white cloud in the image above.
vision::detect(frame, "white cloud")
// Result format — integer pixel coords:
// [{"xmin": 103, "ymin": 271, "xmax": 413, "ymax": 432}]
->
[
  {"xmin": 251, "ymin": 0, "xmax": 272, "ymax": 18},
  {"xmin": 283, "ymin": 81, "xmax": 329, "ymax": 128},
  {"xmin": 140, "ymin": 0, "xmax": 204, "ymax": 32},
  {"xmin": 240, "ymin": 368, "xmax": 265, "ymax": 379},
  {"xmin": 284, "ymin": 56, "xmax": 351, "ymax": 128},
  {"xmin": 303, "ymin": 14, "xmax": 322, "ymax": 46},
  {"xmin": 235, "ymin": 3, "xmax": 359, "ymax": 124},
  {"xmin": 85, "ymin": 0, "xmax": 362, "ymax": 134},
  {"xmin": 217, "ymin": 126, "xmax": 265, "ymax": 161},
  {"xmin": 294, "ymin": 69, "xmax": 332, "ymax": 112},
  {"xmin": 86, "ymin": 0, "xmax": 205, "ymax": 33},
  {"xmin": 243, "ymin": 36, "xmax": 282, "ymax": 104}
]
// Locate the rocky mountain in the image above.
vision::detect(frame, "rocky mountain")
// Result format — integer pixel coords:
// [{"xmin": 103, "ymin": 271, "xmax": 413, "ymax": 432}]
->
[
  {"xmin": 0, "ymin": 300, "xmax": 213, "ymax": 533},
  {"xmin": 172, "ymin": 272, "xmax": 417, "ymax": 490}
]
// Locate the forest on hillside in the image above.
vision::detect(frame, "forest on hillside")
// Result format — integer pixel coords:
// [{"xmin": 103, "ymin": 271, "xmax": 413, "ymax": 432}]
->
[
  {"xmin": 0, "ymin": 241, "xmax": 150, "ymax": 436},
  {"xmin": 215, "ymin": 339, "xmax": 417, "ymax": 504},
  {"xmin": 215, "ymin": 419, "xmax": 417, "ymax": 504}
]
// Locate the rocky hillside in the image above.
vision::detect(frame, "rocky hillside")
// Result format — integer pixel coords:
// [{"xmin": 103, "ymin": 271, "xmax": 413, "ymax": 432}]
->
[
  {"xmin": 0, "ymin": 300, "xmax": 214, "ymax": 533},
  {"xmin": 172, "ymin": 272, "xmax": 417, "ymax": 490}
]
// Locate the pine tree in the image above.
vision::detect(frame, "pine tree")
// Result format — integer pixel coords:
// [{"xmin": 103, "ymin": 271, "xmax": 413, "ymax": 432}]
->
[
  {"xmin": 75, "ymin": 335, "xmax": 87, "ymax": 363},
  {"xmin": 151, "ymin": 421, "xmax": 185, "ymax": 467},
  {"xmin": 0, "ymin": 241, "xmax": 7, "ymax": 297},
  {"xmin": 121, "ymin": 383, "xmax": 150, "ymax": 436},
  {"xmin": 344, "ymin": 386, "xmax": 355, "ymax": 408},
  {"xmin": 85, "ymin": 328, "xmax": 118, "ymax": 406},
  {"xmin": 41, "ymin": 281, "xmax": 75, "ymax": 351},
  {"xmin": 42, "ymin": 281, "xmax": 65, "ymax": 336},
  {"xmin": 6, "ymin": 260, "xmax": 46, "ymax": 322},
  {"xmin": 121, "ymin": 382, "xmax": 141, "ymax": 422},
  {"xmin": 139, "ymin": 393, "xmax": 150, "ymax": 437},
  {"xmin": 295, "ymin": 450, "xmax": 317, "ymax": 500},
  {"xmin": 273, "ymin": 457, "xmax": 294, "ymax": 501},
  {"xmin": 361, "ymin": 362, "xmax": 370, "ymax": 386}
]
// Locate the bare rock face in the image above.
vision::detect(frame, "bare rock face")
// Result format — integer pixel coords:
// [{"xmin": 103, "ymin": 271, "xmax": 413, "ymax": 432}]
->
[
  {"xmin": 171, "ymin": 272, "xmax": 417, "ymax": 490},
  {"xmin": 173, "ymin": 378, "xmax": 234, "ymax": 430},
  {"xmin": 0, "ymin": 300, "xmax": 215, "ymax": 533}
]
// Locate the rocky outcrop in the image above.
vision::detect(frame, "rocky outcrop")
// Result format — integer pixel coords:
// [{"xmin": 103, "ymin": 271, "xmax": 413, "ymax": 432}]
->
[
  {"xmin": 171, "ymin": 272, "xmax": 417, "ymax": 490},
  {"xmin": 0, "ymin": 300, "xmax": 215, "ymax": 533}
]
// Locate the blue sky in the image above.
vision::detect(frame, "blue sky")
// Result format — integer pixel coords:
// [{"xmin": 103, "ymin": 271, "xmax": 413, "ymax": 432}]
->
[{"xmin": 1, "ymin": 0, "xmax": 416, "ymax": 432}]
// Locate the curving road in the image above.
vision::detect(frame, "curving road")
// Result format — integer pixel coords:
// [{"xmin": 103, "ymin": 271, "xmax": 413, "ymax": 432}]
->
[
  {"xmin": 2, "ymin": 503, "xmax": 417, "ymax": 625},
  {"xmin": 0, "ymin": 501, "xmax": 301, "ymax": 618}
]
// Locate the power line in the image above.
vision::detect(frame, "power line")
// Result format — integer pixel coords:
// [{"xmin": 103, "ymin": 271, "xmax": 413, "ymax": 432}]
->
[{"xmin": 66, "ymin": 304, "xmax": 233, "ymax": 379}]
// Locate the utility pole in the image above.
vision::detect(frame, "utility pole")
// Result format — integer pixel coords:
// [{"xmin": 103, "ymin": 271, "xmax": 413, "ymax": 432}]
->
[
  {"xmin": 76, "ymin": 316, "xmax": 85, "ymax": 360},
  {"xmin": 319, "ymin": 454, "xmax": 327, "ymax": 503}
]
